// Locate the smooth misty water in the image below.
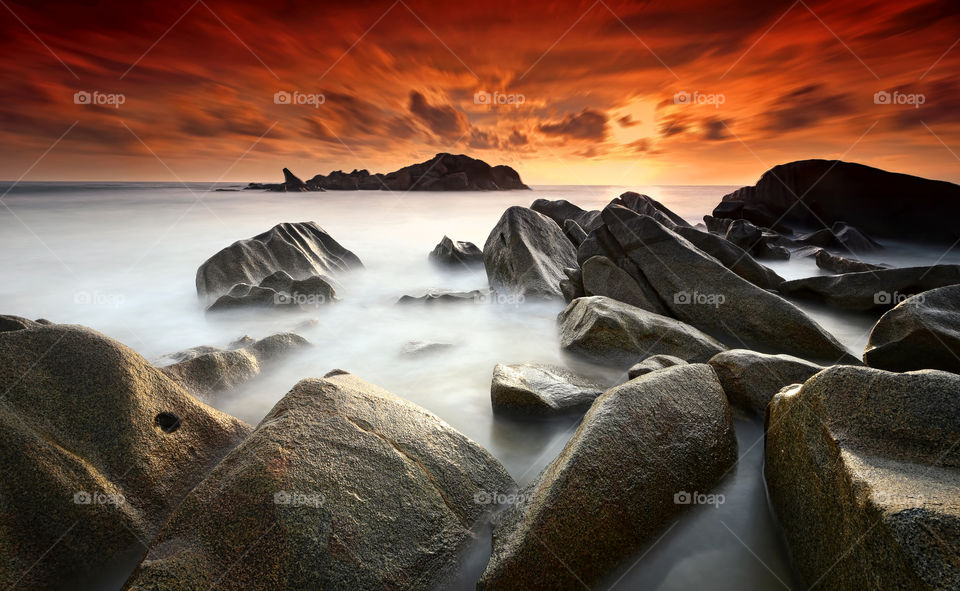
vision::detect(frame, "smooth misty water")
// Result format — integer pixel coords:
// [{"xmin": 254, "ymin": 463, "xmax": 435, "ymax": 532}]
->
[{"xmin": 2, "ymin": 181, "xmax": 957, "ymax": 590}]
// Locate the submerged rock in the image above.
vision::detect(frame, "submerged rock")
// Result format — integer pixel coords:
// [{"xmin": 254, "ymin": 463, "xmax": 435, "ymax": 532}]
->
[
  {"xmin": 708, "ymin": 349, "xmax": 823, "ymax": 416},
  {"xmin": 429, "ymin": 236, "xmax": 484, "ymax": 269},
  {"xmin": 396, "ymin": 289, "xmax": 490, "ymax": 305},
  {"xmin": 159, "ymin": 333, "xmax": 312, "ymax": 397},
  {"xmin": 713, "ymin": 159, "xmax": 960, "ymax": 243},
  {"xmin": 124, "ymin": 372, "xmax": 516, "ymax": 590},
  {"xmin": 196, "ymin": 222, "xmax": 362, "ymax": 300},
  {"xmin": 766, "ymin": 366, "xmax": 960, "ymax": 590},
  {"xmin": 558, "ymin": 296, "xmax": 726, "ymax": 369},
  {"xmin": 0, "ymin": 323, "xmax": 249, "ymax": 590},
  {"xmin": 815, "ymin": 249, "xmax": 886, "ymax": 274},
  {"xmin": 399, "ymin": 340, "xmax": 455, "ymax": 357},
  {"xmin": 490, "ymin": 363, "xmax": 606, "ymax": 417},
  {"xmin": 864, "ymin": 285, "xmax": 960, "ymax": 373},
  {"xmin": 478, "ymin": 364, "xmax": 737, "ymax": 589},
  {"xmin": 779, "ymin": 264, "xmax": 960, "ymax": 312},
  {"xmin": 483, "ymin": 206, "xmax": 577, "ymax": 300}
]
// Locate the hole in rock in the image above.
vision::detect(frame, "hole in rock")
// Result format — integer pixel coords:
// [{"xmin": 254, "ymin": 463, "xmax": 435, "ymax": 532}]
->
[{"xmin": 154, "ymin": 412, "xmax": 181, "ymax": 433}]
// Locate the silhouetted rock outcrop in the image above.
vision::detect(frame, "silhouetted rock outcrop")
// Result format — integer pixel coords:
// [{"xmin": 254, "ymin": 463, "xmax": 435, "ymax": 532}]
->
[{"xmin": 714, "ymin": 160, "xmax": 960, "ymax": 243}]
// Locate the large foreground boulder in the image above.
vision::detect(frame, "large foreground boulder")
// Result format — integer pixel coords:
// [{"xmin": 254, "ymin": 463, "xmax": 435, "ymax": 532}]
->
[
  {"xmin": 124, "ymin": 372, "xmax": 516, "ymax": 590},
  {"xmin": 766, "ymin": 366, "xmax": 960, "ymax": 590},
  {"xmin": 0, "ymin": 322, "xmax": 250, "ymax": 590},
  {"xmin": 714, "ymin": 159, "xmax": 960, "ymax": 243},
  {"xmin": 708, "ymin": 349, "xmax": 822, "ymax": 416},
  {"xmin": 478, "ymin": 364, "xmax": 737, "ymax": 589},
  {"xmin": 159, "ymin": 333, "xmax": 311, "ymax": 397},
  {"xmin": 864, "ymin": 285, "xmax": 960, "ymax": 373},
  {"xmin": 558, "ymin": 296, "xmax": 726, "ymax": 369},
  {"xmin": 196, "ymin": 222, "xmax": 362, "ymax": 300},
  {"xmin": 779, "ymin": 265, "xmax": 960, "ymax": 312},
  {"xmin": 490, "ymin": 363, "xmax": 606, "ymax": 417},
  {"xmin": 483, "ymin": 207, "xmax": 577, "ymax": 300},
  {"xmin": 602, "ymin": 206, "xmax": 856, "ymax": 363}
]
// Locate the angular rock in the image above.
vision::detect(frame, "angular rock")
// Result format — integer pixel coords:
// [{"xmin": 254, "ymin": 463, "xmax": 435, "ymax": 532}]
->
[
  {"xmin": 779, "ymin": 265, "xmax": 960, "ymax": 312},
  {"xmin": 490, "ymin": 363, "xmax": 606, "ymax": 417},
  {"xmin": 766, "ymin": 366, "xmax": 960, "ymax": 590},
  {"xmin": 124, "ymin": 372, "xmax": 516, "ymax": 590},
  {"xmin": 206, "ymin": 273, "xmax": 336, "ymax": 312},
  {"xmin": 0, "ymin": 323, "xmax": 249, "ymax": 590},
  {"xmin": 530, "ymin": 199, "xmax": 601, "ymax": 233},
  {"xmin": 559, "ymin": 267, "xmax": 585, "ymax": 303},
  {"xmin": 714, "ymin": 159, "xmax": 960, "ymax": 243},
  {"xmin": 558, "ymin": 296, "xmax": 726, "ymax": 369},
  {"xmin": 602, "ymin": 206, "xmax": 857, "ymax": 363},
  {"xmin": 483, "ymin": 206, "xmax": 577, "ymax": 300},
  {"xmin": 674, "ymin": 226, "xmax": 785, "ymax": 289},
  {"xmin": 196, "ymin": 222, "xmax": 362, "ymax": 300},
  {"xmin": 562, "ymin": 219, "xmax": 588, "ymax": 247},
  {"xmin": 708, "ymin": 349, "xmax": 823, "ymax": 416},
  {"xmin": 0, "ymin": 315, "xmax": 42, "ymax": 332},
  {"xmin": 429, "ymin": 236, "xmax": 484, "ymax": 269},
  {"xmin": 478, "ymin": 364, "xmax": 737, "ymax": 589},
  {"xmin": 724, "ymin": 219, "xmax": 763, "ymax": 252},
  {"xmin": 160, "ymin": 333, "xmax": 312, "ymax": 397},
  {"xmin": 627, "ymin": 354, "xmax": 687, "ymax": 379},
  {"xmin": 703, "ymin": 214, "xmax": 733, "ymax": 235},
  {"xmin": 614, "ymin": 192, "xmax": 692, "ymax": 230},
  {"xmin": 864, "ymin": 285, "xmax": 960, "ymax": 373},
  {"xmin": 581, "ymin": 255, "xmax": 664, "ymax": 311}
]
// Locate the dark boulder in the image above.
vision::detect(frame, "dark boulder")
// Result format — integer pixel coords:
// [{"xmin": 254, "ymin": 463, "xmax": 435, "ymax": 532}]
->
[
  {"xmin": 428, "ymin": 236, "xmax": 484, "ymax": 269},
  {"xmin": 714, "ymin": 160, "xmax": 960, "ymax": 243},
  {"xmin": 195, "ymin": 222, "xmax": 362, "ymax": 300},
  {"xmin": 815, "ymin": 249, "xmax": 886, "ymax": 274},
  {"xmin": 864, "ymin": 285, "xmax": 960, "ymax": 373},
  {"xmin": 530, "ymin": 199, "xmax": 601, "ymax": 233}
]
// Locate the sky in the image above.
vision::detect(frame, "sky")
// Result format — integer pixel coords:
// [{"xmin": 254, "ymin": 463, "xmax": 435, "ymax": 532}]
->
[{"xmin": 0, "ymin": 0, "xmax": 958, "ymax": 185}]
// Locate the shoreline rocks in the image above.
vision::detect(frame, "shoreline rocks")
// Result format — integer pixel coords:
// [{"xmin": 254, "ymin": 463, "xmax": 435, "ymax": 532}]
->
[
  {"xmin": 0, "ymin": 322, "xmax": 250, "ymax": 590},
  {"xmin": 490, "ymin": 363, "xmax": 606, "ymax": 417},
  {"xmin": 483, "ymin": 206, "xmax": 577, "ymax": 300},
  {"xmin": 708, "ymin": 349, "xmax": 823, "ymax": 416},
  {"xmin": 559, "ymin": 296, "xmax": 727, "ymax": 369},
  {"xmin": 123, "ymin": 372, "xmax": 516, "ymax": 590},
  {"xmin": 713, "ymin": 159, "xmax": 960, "ymax": 243},
  {"xmin": 195, "ymin": 222, "xmax": 362, "ymax": 303},
  {"xmin": 766, "ymin": 366, "xmax": 960, "ymax": 590},
  {"xmin": 478, "ymin": 364, "xmax": 737, "ymax": 589},
  {"xmin": 864, "ymin": 285, "xmax": 960, "ymax": 373}
]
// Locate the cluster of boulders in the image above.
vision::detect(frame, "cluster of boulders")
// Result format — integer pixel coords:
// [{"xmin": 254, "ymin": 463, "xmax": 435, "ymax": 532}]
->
[
  {"xmin": 3, "ymin": 158, "xmax": 959, "ymax": 589},
  {"xmin": 246, "ymin": 153, "xmax": 530, "ymax": 192}
]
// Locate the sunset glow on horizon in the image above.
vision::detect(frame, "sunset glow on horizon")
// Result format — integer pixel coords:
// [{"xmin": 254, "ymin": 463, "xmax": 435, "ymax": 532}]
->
[{"xmin": 1, "ymin": 0, "xmax": 958, "ymax": 185}]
